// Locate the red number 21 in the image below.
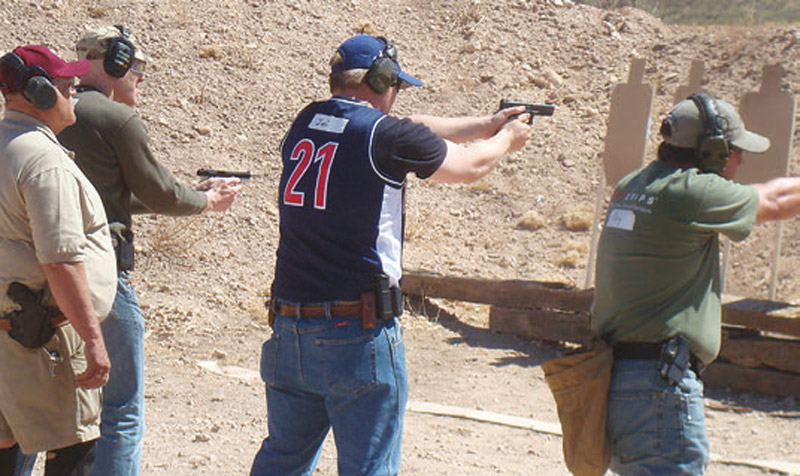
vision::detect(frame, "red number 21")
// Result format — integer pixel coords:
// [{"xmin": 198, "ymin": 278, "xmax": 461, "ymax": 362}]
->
[{"xmin": 283, "ymin": 139, "xmax": 339, "ymax": 209}]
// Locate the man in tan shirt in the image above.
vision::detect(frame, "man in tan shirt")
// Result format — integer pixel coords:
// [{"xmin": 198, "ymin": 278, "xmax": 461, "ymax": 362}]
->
[{"xmin": 0, "ymin": 45, "xmax": 116, "ymax": 475}]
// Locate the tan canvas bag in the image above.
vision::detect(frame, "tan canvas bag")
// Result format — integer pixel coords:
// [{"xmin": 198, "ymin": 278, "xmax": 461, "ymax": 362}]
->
[{"xmin": 542, "ymin": 341, "xmax": 613, "ymax": 476}]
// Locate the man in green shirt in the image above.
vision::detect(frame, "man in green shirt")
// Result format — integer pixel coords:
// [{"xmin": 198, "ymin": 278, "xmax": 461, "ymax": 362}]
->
[
  {"xmin": 592, "ymin": 93, "xmax": 800, "ymax": 475},
  {"xmin": 56, "ymin": 25, "xmax": 241, "ymax": 476}
]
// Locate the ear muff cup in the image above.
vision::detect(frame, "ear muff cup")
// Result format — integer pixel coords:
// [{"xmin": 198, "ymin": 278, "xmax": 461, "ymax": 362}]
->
[
  {"xmin": 690, "ymin": 93, "xmax": 730, "ymax": 174},
  {"xmin": 365, "ymin": 56, "xmax": 398, "ymax": 94},
  {"xmin": 1, "ymin": 54, "xmax": 57, "ymax": 110},
  {"xmin": 103, "ymin": 35, "xmax": 136, "ymax": 78},
  {"xmin": 365, "ymin": 38, "xmax": 399, "ymax": 94},
  {"xmin": 23, "ymin": 74, "xmax": 57, "ymax": 110}
]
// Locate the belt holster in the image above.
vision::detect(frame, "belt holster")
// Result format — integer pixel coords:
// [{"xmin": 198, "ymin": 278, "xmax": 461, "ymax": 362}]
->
[
  {"xmin": 360, "ymin": 274, "xmax": 403, "ymax": 330},
  {"xmin": 110, "ymin": 223, "xmax": 135, "ymax": 272},
  {"xmin": 5, "ymin": 282, "xmax": 60, "ymax": 348},
  {"xmin": 657, "ymin": 335, "xmax": 692, "ymax": 385}
]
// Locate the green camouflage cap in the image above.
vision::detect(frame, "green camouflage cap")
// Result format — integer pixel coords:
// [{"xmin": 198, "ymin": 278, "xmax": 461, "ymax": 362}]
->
[
  {"xmin": 662, "ymin": 97, "xmax": 770, "ymax": 153},
  {"xmin": 75, "ymin": 25, "xmax": 150, "ymax": 64}
]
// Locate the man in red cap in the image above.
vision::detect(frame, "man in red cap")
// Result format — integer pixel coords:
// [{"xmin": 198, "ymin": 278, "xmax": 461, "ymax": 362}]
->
[{"xmin": 0, "ymin": 45, "xmax": 117, "ymax": 475}]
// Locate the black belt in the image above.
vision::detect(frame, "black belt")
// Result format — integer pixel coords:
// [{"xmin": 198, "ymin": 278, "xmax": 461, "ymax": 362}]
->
[{"xmin": 613, "ymin": 341, "xmax": 703, "ymax": 373}]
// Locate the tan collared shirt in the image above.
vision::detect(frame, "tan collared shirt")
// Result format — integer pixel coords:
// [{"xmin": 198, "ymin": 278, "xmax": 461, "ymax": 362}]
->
[{"xmin": 0, "ymin": 110, "xmax": 116, "ymax": 318}]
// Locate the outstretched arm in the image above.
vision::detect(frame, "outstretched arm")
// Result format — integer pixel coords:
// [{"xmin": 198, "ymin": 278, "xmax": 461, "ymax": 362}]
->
[
  {"xmin": 754, "ymin": 177, "xmax": 800, "ymax": 223},
  {"xmin": 410, "ymin": 106, "xmax": 527, "ymax": 144},
  {"xmin": 429, "ymin": 115, "xmax": 531, "ymax": 184}
]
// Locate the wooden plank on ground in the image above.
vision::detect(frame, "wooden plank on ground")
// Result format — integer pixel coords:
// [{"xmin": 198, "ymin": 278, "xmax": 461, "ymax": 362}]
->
[
  {"xmin": 489, "ymin": 306, "xmax": 592, "ymax": 346},
  {"xmin": 406, "ymin": 400, "xmax": 562, "ymax": 436},
  {"xmin": 719, "ymin": 328, "xmax": 800, "ymax": 374},
  {"xmin": 402, "ymin": 270, "xmax": 592, "ymax": 312},
  {"xmin": 702, "ymin": 362, "xmax": 800, "ymax": 398},
  {"xmin": 722, "ymin": 296, "xmax": 800, "ymax": 338}
]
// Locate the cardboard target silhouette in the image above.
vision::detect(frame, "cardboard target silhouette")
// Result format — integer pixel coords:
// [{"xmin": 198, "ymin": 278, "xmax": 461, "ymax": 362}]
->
[
  {"xmin": 586, "ymin": 58, "xmax": 654, "ymax": 288},
  {"xmin": 738, "ymin": 65, "xmax": 797, "ymax": 299}
]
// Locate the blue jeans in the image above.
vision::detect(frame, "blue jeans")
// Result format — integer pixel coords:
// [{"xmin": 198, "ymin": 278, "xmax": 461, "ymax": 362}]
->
[
  {"xmin": 90, "ymin": 273, "xmax": 145, "ymax": 476},
  {"xmin": 12, "ymin": 448, "xmax": 35, "ymax": 476},
  {"xmin": 607, "ymin": 359, "xmax": 710, "ymax": 475},
  {"xmin": 250, "ymin": 313, "xmax": 407, "ymax": 476}
]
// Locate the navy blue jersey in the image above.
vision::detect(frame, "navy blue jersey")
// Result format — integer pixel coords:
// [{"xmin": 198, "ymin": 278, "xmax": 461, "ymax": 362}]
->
[{"xmin": 274, "ymin": 97, "xmax": 447, "ymax": 302}]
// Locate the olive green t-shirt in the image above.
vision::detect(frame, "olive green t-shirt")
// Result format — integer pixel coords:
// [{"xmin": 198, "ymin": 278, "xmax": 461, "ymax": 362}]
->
[
  {"xmin": 591, "ymin": 160, "xmax": 759, "ymax": 364},
  {"xmin": 58, "ymin": 89, "xmax": 206, "ymax": 228}
]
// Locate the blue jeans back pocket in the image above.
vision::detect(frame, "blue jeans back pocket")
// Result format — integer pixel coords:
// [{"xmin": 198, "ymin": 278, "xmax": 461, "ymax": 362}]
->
[
  {"xmin": 314, "ymin": 332, "xmax": 377, "ymax": 396},
  {"xmin": 607, "ymin": 390, "xmax": 664, "ymax": 463}
]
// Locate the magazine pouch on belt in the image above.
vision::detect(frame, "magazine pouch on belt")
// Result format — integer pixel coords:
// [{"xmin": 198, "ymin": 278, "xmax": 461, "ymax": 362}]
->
[
  {"xmin": 541, "ymin": 339, "xmax": 612, "ymax": 476},
  {"xmin": 5, "ymin": 282, "xmax": 59, "ymax": 348}
]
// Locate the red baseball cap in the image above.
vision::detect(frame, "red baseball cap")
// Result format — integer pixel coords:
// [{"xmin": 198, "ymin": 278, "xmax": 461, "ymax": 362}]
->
[{"xmin": 1, "ymin": 45, "xmax": 90, "ymax": 94}]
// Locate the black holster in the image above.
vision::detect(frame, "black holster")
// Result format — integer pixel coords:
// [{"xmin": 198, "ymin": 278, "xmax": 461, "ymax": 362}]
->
[
  {"xmin": 657, "ymin": 335, "xmax": 693, "ymax": 385},
  {"xmin": 5, "ymin": 282, "xmax": 60, "ymax": 348},
  {"xmin": 375, "ymin": 274, "xmax": 403, "ymax": 320},
  {"xmin": 361, "ymin": 274, "xmax": 403, "ymax": 329},
  {"xmin": 109, "ymin": 223, "xmax": 135, "ymax": 272}
]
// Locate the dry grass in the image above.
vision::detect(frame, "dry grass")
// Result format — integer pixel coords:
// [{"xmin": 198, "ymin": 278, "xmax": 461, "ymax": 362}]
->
[
  {"xmin": 148, "ymin": 216, "xmax": 201, "ymax": 259},
  {"xmin": 561, "ymin": 204, "xmax": 594, "ymax": 231},
  {"xmin": 199, "ymin": 46, "xmax": 223, "ymax": 59},
  {"xmin": 517, "ymin": 210, "xmax": 547, "ymax": 230},
  {"xmin": 88, "ymin": 5, "xmax": 109, "ymax": 18},
  {"xmin": 557, "ymin": 239, "xmax": 589, "ymax": 268}
]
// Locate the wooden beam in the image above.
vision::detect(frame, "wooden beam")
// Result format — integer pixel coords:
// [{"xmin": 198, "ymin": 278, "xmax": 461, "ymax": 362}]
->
[
  {"xmin": 722, "ymin": 296, "xmax": 800, "ymax": 338},
  {"xmin": 719, "ymin": 328, "xmax": 800, "ymax": 374},
  {"xmin": 702, "ymin": 362, "xmax": 800, "ymax": 398},
  {"xmin": 402, "ymin": 270, "xmax": 592, "ymax": 312},
  {"xmin": 402, "ymin": 271, "xmax": 800, "ymax": 339},
  {"xmin": 489, "ymin": 306, "xmax": 592, "ymax": 346}
]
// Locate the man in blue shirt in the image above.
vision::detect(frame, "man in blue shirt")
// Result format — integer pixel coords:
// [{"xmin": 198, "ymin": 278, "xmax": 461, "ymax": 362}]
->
[{"xmin": 250, "ymin": 34, "xmax": 532, "ymax": 476}]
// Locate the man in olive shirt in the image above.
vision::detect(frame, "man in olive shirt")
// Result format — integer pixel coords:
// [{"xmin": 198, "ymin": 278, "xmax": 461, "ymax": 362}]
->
[
  {"xmin": 57, "ymin": 26, "xmax": 241, "ymax": 476},
  {"xmin": 0, "ymin": 44, "xmax": 117, "ymax": 475},
  {"xmin": 592, "ymin": 94, "xmax": 800, "ymax": 475}
]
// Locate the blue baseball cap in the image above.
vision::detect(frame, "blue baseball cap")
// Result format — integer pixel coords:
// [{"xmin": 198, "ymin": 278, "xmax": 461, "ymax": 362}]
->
[{"xmin": 330, "ymin": 34, "xmax": 423, "ymax": 88}]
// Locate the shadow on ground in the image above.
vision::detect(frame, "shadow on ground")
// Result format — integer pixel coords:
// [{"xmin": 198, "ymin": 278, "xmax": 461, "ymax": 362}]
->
[{"xmin": 405, "ymin": 295, "xmax": 561, "ymax": 368}]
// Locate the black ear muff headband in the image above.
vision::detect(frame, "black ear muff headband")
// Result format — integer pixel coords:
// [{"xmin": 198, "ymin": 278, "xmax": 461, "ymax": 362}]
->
[{"xmin": 690, "ymin": 93, "xmax": 731, "ymax": 174}]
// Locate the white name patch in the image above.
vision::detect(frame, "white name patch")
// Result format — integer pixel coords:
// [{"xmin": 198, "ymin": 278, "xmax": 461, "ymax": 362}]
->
[
  {"xmin": 606, "ymin": 208, "xmax": 635, "ymax": 231},
  {"xmin": 308, "ymin": 114, "xmax": 349, "ymax": 134}
]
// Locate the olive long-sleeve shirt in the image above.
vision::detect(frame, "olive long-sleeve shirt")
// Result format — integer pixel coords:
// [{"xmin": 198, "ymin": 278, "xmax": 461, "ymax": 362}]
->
[{"xmin": 58, "ymin": 88, "xmax": 206, "ymax": 229}]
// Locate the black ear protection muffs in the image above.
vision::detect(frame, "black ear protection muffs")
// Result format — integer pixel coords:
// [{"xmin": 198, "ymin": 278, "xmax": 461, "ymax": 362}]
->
[
  {"xmin": 365, "ymin": 37, "xmax": 399, "ymax": 94},
  {"xmin": 690, "ymin": 93, "xmax": 731, "ymax": 174},
  {"xmin": 104, "ymin": 24, "xmax": 136, "ymax": 78},
  {"xmin": 0, "ymin": 52, "xmax": 57, "ymax": 110}
]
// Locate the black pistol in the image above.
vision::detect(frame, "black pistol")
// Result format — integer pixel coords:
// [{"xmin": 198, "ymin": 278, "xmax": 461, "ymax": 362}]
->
[
  {"xmin": 498, "ymin": 99, "xmax": 556, "ymax": 124},
  {"xmin": 196, "ymin": 168, "xmax": 256, "ymax": 180}
]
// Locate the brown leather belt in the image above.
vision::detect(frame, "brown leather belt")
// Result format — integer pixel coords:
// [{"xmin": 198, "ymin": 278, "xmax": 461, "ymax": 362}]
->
[
  {"xmin": 276, "ymin": 301, "xmax": 362, "ymax": 318},
  {"xmin": 0, "ymin": 315, "xmax": 68, "ymax": 332}
]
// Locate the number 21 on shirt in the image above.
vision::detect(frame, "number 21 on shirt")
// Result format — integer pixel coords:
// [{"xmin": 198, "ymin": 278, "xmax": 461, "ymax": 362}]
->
[{"xmin": 283, "ymin": 138, "xmax": 339, "ymax": 210}]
